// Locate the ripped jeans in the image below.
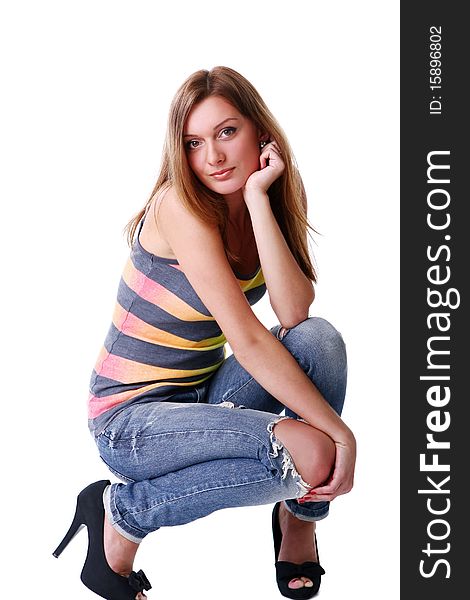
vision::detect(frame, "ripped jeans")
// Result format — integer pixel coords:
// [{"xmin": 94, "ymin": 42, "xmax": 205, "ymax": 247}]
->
[{"xmin": 95, "ymin": 317, "xmax": 347, "ymax": 543}]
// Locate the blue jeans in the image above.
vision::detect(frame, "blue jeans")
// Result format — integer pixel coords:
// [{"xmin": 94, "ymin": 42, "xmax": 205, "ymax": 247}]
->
[{"xmin": 95, "ymin": 317, "xmax": 347, "ymax": 543}]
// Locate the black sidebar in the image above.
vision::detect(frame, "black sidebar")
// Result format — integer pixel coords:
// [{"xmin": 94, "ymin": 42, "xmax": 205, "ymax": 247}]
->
[{"xmin": 401, "ymin": 3, "xmax": 468, "ymax": 599}]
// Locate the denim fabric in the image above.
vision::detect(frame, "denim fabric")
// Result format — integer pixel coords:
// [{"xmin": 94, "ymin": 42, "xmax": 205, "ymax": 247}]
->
[{"xmin": 95, "ymin": 317, "xmax": 347, "ymax": 542}]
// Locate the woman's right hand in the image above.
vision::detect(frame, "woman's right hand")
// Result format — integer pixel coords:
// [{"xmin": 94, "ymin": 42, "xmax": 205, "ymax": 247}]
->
[{"xmin": 299, "ymin": 432, "xmax": 356, "ymax": 504}]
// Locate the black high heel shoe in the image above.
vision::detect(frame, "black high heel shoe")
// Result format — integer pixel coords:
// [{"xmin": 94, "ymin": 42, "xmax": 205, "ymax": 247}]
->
[
  {"xmin": 272, "ymin": 501, "xmax": 325, "ymax": 599},
  {"xmin": 53, "ymin": 480, "xmax": 152, "ymax": 599}
]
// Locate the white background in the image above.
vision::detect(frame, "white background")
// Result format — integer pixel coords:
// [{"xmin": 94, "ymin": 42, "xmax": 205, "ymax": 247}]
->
[{"xmin": 1, "ymin": 1, "xmax": 399, "ymax": 598}]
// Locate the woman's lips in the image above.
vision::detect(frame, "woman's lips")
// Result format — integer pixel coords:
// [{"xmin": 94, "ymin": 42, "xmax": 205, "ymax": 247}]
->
[{"xmin": 210, "ymin": 167, "xmax": 235, "ymax": 180}]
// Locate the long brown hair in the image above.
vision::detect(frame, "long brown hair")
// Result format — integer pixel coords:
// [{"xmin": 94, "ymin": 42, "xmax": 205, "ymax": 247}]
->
[{"xmin": 124, "ymin": 66, "xmax": 317, "ymax": 281}]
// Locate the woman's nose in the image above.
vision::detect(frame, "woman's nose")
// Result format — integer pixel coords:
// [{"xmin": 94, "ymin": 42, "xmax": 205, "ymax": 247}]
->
[{"xmin": 207, "ymin": 142, "xmax": 225, "ymax": 165}]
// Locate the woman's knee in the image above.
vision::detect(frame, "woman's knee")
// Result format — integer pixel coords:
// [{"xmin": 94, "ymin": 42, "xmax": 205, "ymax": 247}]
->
[
  {"xmin": 290, "ymin": 317, "xmax": 347, "ymax": 371},
  {"xmin": 272, "ymin": 418, "xmax": 335, "ymax": 488},
  {"xmin": 299, "ymin": 317, "xmax": 345, "ymax": 350}
]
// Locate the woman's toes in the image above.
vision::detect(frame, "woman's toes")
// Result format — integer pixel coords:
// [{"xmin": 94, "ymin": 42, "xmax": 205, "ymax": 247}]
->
[
  {"xmin": 288, "ymin": 578, "xmax": 305, "ymax": 589},
  {"xmin": 288, "ymin": 577, "xmax": 314, "ymax": 589}
]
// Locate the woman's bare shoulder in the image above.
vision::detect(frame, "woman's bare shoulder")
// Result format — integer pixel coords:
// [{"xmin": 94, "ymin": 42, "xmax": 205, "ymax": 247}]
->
[
  {"xmin": 157, "ymin": 185, "xmax": 220, "ymax": 238},
  {"xmin": 139, "ymin": 185, "xmax": 219, "ymax": 259}
]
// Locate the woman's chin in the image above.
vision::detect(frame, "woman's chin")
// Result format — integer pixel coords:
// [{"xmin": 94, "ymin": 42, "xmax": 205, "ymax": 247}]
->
[{"xmin": 205, "ymin": 179, "xmax": 245, "ymax": 198}]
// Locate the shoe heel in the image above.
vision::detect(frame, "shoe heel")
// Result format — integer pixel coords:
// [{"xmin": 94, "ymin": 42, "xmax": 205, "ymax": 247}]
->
[{"xmin": 52, "ymin": 502, "xmax": 85, "ymax": 558}]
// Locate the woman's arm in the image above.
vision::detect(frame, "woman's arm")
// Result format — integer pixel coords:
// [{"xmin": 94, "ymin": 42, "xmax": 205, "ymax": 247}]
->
[
  {"xmin": 243, "ymin": 141, "xmax": 314, "ymax": 329},
  {"xmin": 244, "ymin": 188, "xmax": 314, "ymax": 329},
  {"xmin": 158, "ymin": 187, "xmax": 354, "ymax": 448}
]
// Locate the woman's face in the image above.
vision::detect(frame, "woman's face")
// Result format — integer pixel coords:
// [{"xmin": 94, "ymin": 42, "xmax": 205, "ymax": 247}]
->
[{"xmin": 183, "ymin": 95, "xmax": 262, "ymax": 197}]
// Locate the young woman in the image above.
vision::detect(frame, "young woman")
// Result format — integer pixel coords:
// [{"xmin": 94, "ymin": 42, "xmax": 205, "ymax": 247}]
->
[{"xmin": 53, "ymin": 66, "xmax": 356, "ymax": 600}]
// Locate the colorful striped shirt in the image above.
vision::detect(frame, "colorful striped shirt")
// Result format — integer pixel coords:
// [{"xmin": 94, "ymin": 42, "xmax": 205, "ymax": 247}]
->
[{"xmin": 88, "ymin": 217, "xmax": 266, "ymax": 436}]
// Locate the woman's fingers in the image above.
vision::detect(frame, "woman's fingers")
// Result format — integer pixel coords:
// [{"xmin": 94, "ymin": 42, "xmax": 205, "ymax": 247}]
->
[
  {"xmin": 244, "ymin": 140, "xmax": 285, "ymax": 193},
  {"xmin": 301, "ymin": 482, "xmax": 339, "ymax": 502},
  {"xmin": 260, "ymin": 143, "xmax": 284, "ymax": 174},
  {"xmin": 300, "ymin": 448, "xmax": 355, "ymax": 503},
  {"xmin": 261, "ymin": 141, "xmax": 282, "ymax": 160},
  {"xmin": 304, "ymin": 475, "xmax": 353, "ymax": 501}
]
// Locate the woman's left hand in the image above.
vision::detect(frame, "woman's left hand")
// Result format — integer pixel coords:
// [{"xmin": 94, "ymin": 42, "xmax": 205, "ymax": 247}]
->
[{"xmin": 243, "ymin": 140, "xmax": 285, "ymax": 195}]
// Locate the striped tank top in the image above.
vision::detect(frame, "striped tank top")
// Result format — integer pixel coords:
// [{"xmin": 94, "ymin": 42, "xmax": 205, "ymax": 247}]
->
[{"xmin": 88, "ymin": 216, "xmax": 266, "ymax": 436}]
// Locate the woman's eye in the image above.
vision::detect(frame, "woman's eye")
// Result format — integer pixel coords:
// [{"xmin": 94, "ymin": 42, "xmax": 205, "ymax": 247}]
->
[
  {"xmin": 220, "ymin": 127, "xmax": 236, "ymax": 138},
  {"xmin": 186, "ymin": 139, "xmax": 200, "ymax": 150},
  {"xmin": 185, "ymin": 128, "xmax": 235, "ymax": 150}
]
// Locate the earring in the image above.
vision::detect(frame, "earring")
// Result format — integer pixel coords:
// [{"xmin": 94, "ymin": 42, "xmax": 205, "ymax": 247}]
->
[{"xmin": 260, "ymin": 140, "xmax": 267, "ymax": 149}]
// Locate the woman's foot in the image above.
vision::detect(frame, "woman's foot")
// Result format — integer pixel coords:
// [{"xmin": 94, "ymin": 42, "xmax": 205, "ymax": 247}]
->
[
  {"xmin": 104, "ymin": 511, "xmax": 147, "ymax": 600},
  {"xmin": 277, "ymin": 502, "xmax": 317, "ymax": 590}
]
